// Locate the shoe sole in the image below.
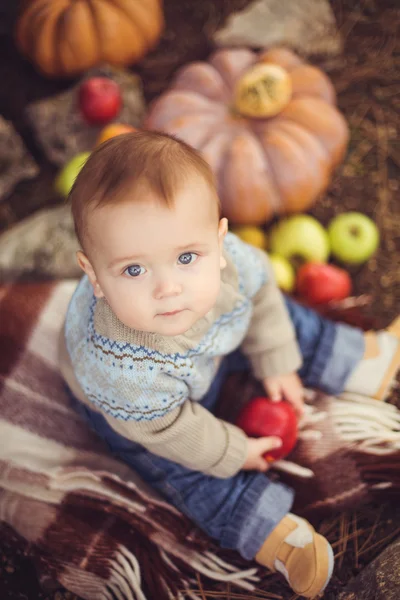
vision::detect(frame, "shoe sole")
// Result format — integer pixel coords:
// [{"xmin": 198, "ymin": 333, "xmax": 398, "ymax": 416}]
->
[
  {"xmin": 300, "ymin": 537, "xmax": 335, "ymax": 598},
  {"xmin": 320, "ymin": 541, "xmax": 334, "ymax": 594}
]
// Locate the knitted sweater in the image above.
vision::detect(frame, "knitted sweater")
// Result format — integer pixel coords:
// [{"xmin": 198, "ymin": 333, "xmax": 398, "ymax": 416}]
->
[{"xmin": 60, "ymin": 233, "xmax": 302, "ymax": 478}]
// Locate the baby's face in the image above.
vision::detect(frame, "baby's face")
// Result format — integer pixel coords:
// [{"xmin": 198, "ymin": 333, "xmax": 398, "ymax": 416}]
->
[{"xmin": 80, "ymin": 178, "xmax": 227, "ymax": 336}]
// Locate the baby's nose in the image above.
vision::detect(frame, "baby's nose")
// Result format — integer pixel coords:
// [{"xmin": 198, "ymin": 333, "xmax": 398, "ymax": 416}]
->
[{"xmin": 153, "ymin": 279, "xmax": 182, "ymax": 300}]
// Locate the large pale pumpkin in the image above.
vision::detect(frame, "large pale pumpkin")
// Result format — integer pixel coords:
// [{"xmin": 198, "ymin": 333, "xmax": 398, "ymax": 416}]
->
[
  {"xmin": 145, "ymin": 48, "xmax": 349, "ymax": 225},
  {"xmin": 16, "ymin": 0, "xmax": 164, "ymax": 78}
]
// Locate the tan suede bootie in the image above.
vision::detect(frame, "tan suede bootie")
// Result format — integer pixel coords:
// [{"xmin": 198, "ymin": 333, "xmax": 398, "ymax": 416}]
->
[
  {"xmin": 345, "ymin": 316, "xmax": 400, "ymax": 401},
  {"xmin": 256, "ymin": 513, "xmax": 334, "ymax": 599}
]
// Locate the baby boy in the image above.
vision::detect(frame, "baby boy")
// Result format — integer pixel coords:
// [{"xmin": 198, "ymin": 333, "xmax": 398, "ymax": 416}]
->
[{"xmin": 60, "ymin": 131, "xmax": 400, "ymax": 598}]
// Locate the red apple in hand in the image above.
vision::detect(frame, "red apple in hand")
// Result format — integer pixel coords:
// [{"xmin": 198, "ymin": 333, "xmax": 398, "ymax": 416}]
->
[
  {"xmin": 236, "ymin": 397, "xmax": 298, "ymax": 462},
  {"xmin": 296, "ymin": 262, "xmax": 352, "ymax": 305},
  {"xmin": 79, "ymin": 77, "xmax": 122, "ymax": 124}
]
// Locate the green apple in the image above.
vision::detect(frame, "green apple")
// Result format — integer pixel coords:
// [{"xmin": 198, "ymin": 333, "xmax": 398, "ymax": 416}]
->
[
  {"xmin": 55, "ymin": 151, "xmax": 91, "ymax": 198},
  {"xmin": 268, "ymin": 253, "xmax": 295, "ymax": 293},
  {"xmin": 328, "ymin": 212, "xmax": 379, "ymax": 264},
  {"xmin": 270, "ymin": 215, "xmax": 330, "ymax": 265}
]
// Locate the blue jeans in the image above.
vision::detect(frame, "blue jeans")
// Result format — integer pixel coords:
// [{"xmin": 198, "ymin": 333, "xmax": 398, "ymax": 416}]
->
[{"xmin": 71, "ymin": 297, "xmax": 364, "ymax": 560}]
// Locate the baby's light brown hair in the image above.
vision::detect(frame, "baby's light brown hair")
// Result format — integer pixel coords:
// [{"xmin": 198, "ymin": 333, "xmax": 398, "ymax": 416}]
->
[{"xmin": 69, "ymin": 130, "xmax": 219, "ymax": 250}]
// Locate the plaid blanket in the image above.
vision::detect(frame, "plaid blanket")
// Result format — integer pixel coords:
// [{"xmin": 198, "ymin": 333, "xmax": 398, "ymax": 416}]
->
[{"xmin": 1, "ymin": 281, "xmax": 400, "ymax": 599}]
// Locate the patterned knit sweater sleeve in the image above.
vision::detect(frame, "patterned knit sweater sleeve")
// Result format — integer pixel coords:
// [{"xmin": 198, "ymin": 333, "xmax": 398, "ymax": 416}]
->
[
  {"xmin": 62, "ymin": 276, "xmax": 248, "ymax": 479},
  {"xmin": 225, "ymin": 233, "xmax": 302, "ymax": 379}
]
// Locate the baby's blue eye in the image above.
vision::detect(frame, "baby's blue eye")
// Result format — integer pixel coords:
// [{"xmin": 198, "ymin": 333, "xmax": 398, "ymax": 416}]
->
[
  {"xmin": 178, "ymin": 252, "xmax": 197, "ymax": 265},
  {"xmin": 124, "ymin": 265, "xmax": 146, "ymax": 277}
]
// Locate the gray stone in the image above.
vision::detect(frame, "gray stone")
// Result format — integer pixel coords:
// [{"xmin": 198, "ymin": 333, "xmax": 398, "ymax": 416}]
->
[
  {"xmin": 213, "ymin": 0, "xmax": 342, "ymax": 56},
  {"xmin": 26, "ymin": 64, "xmax": 146, "ymax": 167},
  {"xmin": 0, "ymin": 117, "xmax": 39, "ymax": 202},
  {"xmin": 0, "ymin": 204, "xmax": 81, "ymax": 282},
  {"xmin": 339, "ymin": 538, "xmax": 400, "ymax": 600}
]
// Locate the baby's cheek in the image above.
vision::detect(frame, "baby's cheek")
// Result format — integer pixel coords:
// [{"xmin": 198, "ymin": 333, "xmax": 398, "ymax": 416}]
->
[
  {"xmin": 113, "ymin": 291, "xmax": 148, "ymax": 327},
  {"xmin": 195, "ymin": 274, "xmax": 220, "ymax": 307}
]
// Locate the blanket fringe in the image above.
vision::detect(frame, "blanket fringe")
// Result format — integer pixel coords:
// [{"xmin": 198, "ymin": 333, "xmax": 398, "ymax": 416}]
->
[
  {"xmin": 109, "ymin": 548, "xmax": 147, "ymax": 600},
  {"xmin": 272, "ymin": 391, "xmax": 400, "ymax": 479},
  {"xmin": 102, "ymin": 543, "xmax": 259, "ymax": 600},
  {"xmin": 332, "ymin": 392, "xmax": 400, "ymax": 454},
  {"xmin": 157, "ymin": 545, "xmax": 258, "ymax": 589}
]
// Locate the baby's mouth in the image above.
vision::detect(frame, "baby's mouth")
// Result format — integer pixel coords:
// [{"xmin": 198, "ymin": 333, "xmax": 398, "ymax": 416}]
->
[{"xmin": 158, "ymin": 309, "xmax": 184, "ymax": 317}]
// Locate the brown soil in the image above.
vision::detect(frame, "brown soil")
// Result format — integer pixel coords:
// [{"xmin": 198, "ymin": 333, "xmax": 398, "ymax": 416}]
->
[{"xmin": 0, "ymin": 0, "xmax": 399, "ymax": 598}]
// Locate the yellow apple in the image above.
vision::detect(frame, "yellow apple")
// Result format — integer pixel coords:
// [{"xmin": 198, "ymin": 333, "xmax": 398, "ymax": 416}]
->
[
  {"xmin": 232, "ymin": 226, "xmax": 267, "ymax": 249},
  {"xmin": 268, "ymin": 253, "xmax": 296, "ymax": 293}
]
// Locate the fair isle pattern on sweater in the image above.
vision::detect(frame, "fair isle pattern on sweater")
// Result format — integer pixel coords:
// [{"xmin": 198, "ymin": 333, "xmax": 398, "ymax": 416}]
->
[{"xmin": 65, "ymin": 233, "xmax": 268, "ymax": 422}]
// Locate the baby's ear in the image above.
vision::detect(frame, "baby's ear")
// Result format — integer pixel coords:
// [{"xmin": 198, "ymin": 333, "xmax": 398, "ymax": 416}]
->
[
  {"xmin": 76, "ymin": 251, "xmax": 104, "ymax": 298},
  {"xmin": 218, "ymin": 218, "xmax": 228, "ymax": 269}
]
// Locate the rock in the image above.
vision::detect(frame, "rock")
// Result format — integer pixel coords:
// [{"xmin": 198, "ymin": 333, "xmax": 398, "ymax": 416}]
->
[
  {"xmin": 0, "ymin": 117, "xmax": 39, "ymax": 202},
  {"xmin": 0, "ymin": 204, "xmax": 81, "ymax": 282},
  {"xmin": 213, "ymin": 0, "xmax": 342, "ymax": 56},
  {"xmin": 26, "ymin": 65, "xmax": 146, "ymax": 167},
  {"xmin": 339, "ymin": 538, "xmax": 400, "ymax": 600}
]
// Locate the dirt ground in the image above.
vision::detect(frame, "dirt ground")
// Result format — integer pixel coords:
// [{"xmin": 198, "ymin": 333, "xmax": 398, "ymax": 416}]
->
[{"xmin": 0, "ymin": 0, "xmax": 399, "ymax": 598}]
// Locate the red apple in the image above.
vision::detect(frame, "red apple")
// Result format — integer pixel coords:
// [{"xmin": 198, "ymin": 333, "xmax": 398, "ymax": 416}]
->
[
  {"xmin": 296, "ymin": 262, "xmax": 352, "ymax": 305},
  {"xmin": 79, "ymin": 77, "xmax": 122, "ymax": 124},
  {"xmin": 235, "ymin": 397, "xmax": 298, "ymax": 462}
]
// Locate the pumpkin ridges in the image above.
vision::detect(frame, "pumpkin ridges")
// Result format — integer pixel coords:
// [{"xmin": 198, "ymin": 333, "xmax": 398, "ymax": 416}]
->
[
  {"xmin": 202, "ymin": 133, "xmax": 234, "ymax": 215},
  {"xmin": 210, "ymin": 48, "xmax": 257, "ymax": 90},
  {"xmin": 200, "ymin": 131, "xmax": 234, "ymax": 186},
  {"xmin": 278, "ymin": 116, "xmax": 331, "ymax": 169},
  {"xmin": 53, "ymin": 8, "xmax": 67, "ymax": 77},
  {"xmin": 270, "ymin": 119, "xmax": 331, "ymax": 193},
  {"xmin": 110, "ymin": 0, "xmax": 148, "ymax": 50},
  {"xmin": 247, "ymin": 116, "xmax": 285, "ymax": 214},
  {"xmin": 172, "ymin": 63, "xmax": 231, "ymax": 103},
  {"xmin": 30, "ymin": 5, "xmax": 66, "ymax": 76},
  {"xmin": 83, "ymin": 0, "xmax": 113, "ymax": 71},
  {"xmin": 158, "ymin": 113, "xmax": 228, "ymax": 149},
  {"xmin": 15, "ymin": 0, "xmax": 163, "ymax": 77},
  {"xmin": 260, "ymin": 121, "xmax": 331, "ymax": 213},
  {"xmin": 290, "ymin": 64, "xmax": 336, "ymax": 105},
  {"xmin": 221, "ymin": 132, "xmax": 278, "ymax": 224},
  {"xmin": 86, "ymin": 0, "xmax": 105, "ymax": 61},
  {"xmin": 279, "ymin": 97, "xmax": 349, "ymax": 167},
  {"xmin": 254, "ymin": 111, "xmax": 331, "ymax": 165},
  {"xmin": 56, "ymin": 2, "xmax": 101, "ymax": 75},
  {"xmin": 16, "ymin": 0, "xmax": 52, "ymax": 56},
  {"xmin": 113, "ymin": 0, "xmax": 163, "ymax": 50},
  {"xmin": 88, "ymin": 0, "xmax": 145, "ymax": 65},
  {"xmin": 56, "ymin": 2, "xmax": 100, "ymax": 74},
  {"xmin": 145, "ymin": 91, "xmax": 226, "ymax": 131},
  {"xmin": 259, "ymin": 47, "xmax": 304, "ymax": 72},
  {"xmin": 16, "ymin": 0, "xmax": 64, "ymax": 64}
]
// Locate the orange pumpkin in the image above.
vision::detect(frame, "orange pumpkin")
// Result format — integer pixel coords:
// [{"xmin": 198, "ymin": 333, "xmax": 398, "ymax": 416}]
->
[
  {"xmin": 145, "ymin": 47, "xmax": 349, "ymax": 225},
  {"xmin": 96, "ymin": 123, "xmax": 137, "ymax": 146},
  {"xmin": 16, "ymin": 0, "xmax": 164, "ymax": 78}
]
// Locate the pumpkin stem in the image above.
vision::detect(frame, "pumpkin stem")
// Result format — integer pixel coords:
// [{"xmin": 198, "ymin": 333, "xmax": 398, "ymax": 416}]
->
[{"xmin": 235, "ymin": 64, "xmax": 292, "ymax": 119}]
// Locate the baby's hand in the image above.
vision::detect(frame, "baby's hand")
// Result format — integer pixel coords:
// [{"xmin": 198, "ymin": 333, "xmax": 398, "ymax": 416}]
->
[
  {"xmin": 263, "ymin": 372, "xmax": 305, "ymax": 416},
  {"xmin": 242, "ymin": 437, "xmax": 282, "ymax": 472}
]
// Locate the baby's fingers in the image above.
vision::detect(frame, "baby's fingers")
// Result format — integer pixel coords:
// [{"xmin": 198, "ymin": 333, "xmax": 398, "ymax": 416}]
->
[
  {"xmin": 288, "ymin": 390, "xmax": 305, "ymax": 416},
  {"xmin": 254, "ymin": 437, "xmax": 282, "ymax": 471},
  {"xmin": 257, "ymin": 436, "xmax": 282, "ymax": 454},
  {"xmin": 264, "ymin": 380, "xmax": 282, "ymax": 402},
  {"xmin": 255, "ymin": 458, "xmax": 270, "ymax": 472},
  {"xmin": 282, "ymin": 379, "xmax": 305, "ymax": 416}
]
